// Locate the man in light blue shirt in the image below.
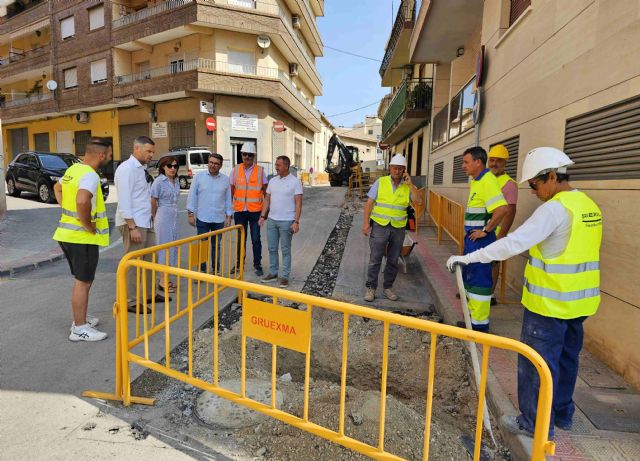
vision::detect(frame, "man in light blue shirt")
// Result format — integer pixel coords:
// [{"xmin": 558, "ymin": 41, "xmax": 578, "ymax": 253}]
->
[{"xmin": 187, "ymin": 153, "xmax": 233, "ymax": 273}]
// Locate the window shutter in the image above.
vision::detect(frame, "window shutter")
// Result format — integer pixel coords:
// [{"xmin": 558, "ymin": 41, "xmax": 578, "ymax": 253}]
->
[
  {"xmin": 89, "ymin": 5, "xmax": 105, "ymax": 30},
  {"xmin": 433, "ymin": 161, "xmax": 444, "ymax": 185},
  {"xmin": 509, "ymin": 0, "xmax": 531, "ymax": 26},
  {"xmin": 452, "ymin": 154, "xmax": 468, "ymax": 183},
  {"xmin": 61, "ymin": 16, "xmax": 75, "ymax": 39},
  {"xmin": 564, "ymin": 95, "xmax": 640, "ymax": 180},
  {"xmin": 64, "ymin": 67, "xmax": 77, "ymax": 88},
  {"xmin": 91, "ymin": 59, "xmax": 107, "ymax": 83}
]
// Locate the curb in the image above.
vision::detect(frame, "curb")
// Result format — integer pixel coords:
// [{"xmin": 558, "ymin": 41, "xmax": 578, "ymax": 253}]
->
[
  {"xmin": 0, "ymin": 248, "xmax": 65, "ymax": 278},
  {"xmin": 412, "ymin": 234, "xmax": 535, "ymax": 461}
]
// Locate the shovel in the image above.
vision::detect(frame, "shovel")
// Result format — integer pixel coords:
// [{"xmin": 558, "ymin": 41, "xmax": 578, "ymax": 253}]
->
[{"xmin": 455, "ymin": 265, "xmax": 498, "ymax": 451}]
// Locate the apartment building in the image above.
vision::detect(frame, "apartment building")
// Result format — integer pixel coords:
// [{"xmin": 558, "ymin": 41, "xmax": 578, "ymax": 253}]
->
[
  {"xmin": 407, "ymin": 0, "xmax": 640, "ymax": 386},
  {"xmin": 377, "ymin": 0, "xmax": 432, "ymax": 187},
  {"xmin": 0, "ymin": 0, "xmax": 324, "ymax": 171}
]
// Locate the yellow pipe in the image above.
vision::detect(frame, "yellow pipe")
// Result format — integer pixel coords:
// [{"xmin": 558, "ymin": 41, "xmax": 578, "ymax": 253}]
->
[{"xmin": 473, "ymin": 345, "xmax": 491, "ymax": 461}]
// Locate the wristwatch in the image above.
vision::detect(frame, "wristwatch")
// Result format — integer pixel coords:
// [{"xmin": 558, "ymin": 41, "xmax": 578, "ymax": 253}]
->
[{"xmin": 293, "ymin": 220, "xmax": 299, "ymax": 224}]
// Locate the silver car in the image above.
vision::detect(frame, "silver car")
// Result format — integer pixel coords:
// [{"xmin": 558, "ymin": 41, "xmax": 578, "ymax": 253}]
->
[{"xmin": 148, "ymin": 148, "xmax": 212, "ymax": 189}]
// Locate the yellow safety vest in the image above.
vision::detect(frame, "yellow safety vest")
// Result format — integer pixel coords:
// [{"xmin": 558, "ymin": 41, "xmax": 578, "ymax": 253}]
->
[
  {"xmin": 495, "ymin": 173, "xmax": 516, "ymax": 236},
  {"xmin": 370, "ymin": 175, "xmax": 410, "ymax": 228},
  {"xmin": 53, "ymin": 163, "xmax": 109, "ymax": 246},
  {"xmin": 464, "ymin": 169, "xmax": 507, "ymax": 231},
  {"xmin": 522, "ymin": 191, "xmax": 602, "ymax": 319}
]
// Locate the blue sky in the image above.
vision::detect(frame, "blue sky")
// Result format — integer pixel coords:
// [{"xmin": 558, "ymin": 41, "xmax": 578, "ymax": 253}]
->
[{"xmin": 316, "ymin": 0, "xmax": 395, "ymax": 128}]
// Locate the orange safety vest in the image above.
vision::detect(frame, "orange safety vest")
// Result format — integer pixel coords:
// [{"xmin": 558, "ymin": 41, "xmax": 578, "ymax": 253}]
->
[{"xmin": 233, "ymin": 163, "xmax": 264, "ymax": 212}]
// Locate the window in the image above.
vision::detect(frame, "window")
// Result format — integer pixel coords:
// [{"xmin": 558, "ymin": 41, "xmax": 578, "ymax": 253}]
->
[
  {"xmin": 74, "ymin": 130, "xmax": 92, "ymax": 156},
  {"xmin": 449, "ymin": 79, "xmax": 476, "ymax": 141},
  {"xmin": 24, "ymin": 154, "xmax": 39, "ymax": 168},
  {"xmin": 416, "ymin": 136, "xmax": 424, "ymax": 175},
  {"xmin": 229, "ymin": 0, "xmax": 256, "ymax": 8},
  {"xmin": 294, "ymin": 138, "xmax": 302, "ymax": 167},
  {"xmin": 190, "ymin": 153, "xmax": 204, "ymax": 165},
  {"xmin": 34, "ymin": 133, "xmax": 50, "ymax": 152},
  {"xmin": 227, "ymin": 50, "xmax": 255, "ymax": 75},
  {"xmin": 433, "ymin": 161, "xmax": 444, "ymax": 185},
  {"xmin": 452, "ymin": 154, "xmax": 468, "ymax": 183},
  {"xmin": 368, "ymin": 129, "xmax": 374, "ymax": 135},
  {"xmin": 407, "ymin": 141, "xmax": 413, "ymax": 175},
  {"xmin": 563, "ymin": 95, "xmax": 640, "ymax": 180},
  {"xmin": 431, "ymin": 103, "xmax": 448, "ymax": 149},
  {"xmin": 170, "ymin": 59, "xmax": 184, "ymax": 74},
  {"xmin": 510, "ymin": 0, "xmax": 531, "ymax": 26},
  {"xmin": 88, "ymin": 4, "xmax": 105, "ymax": 30},
  {"xmin": 90, "ymin": 59, "xmax": 107, "ymax": 84},
  {"xmin": 64, "ymin": 67, "xmax": 78, "ymax": 88},
  {"xmin": 137, "ymin": 61, "xmax": 150, "ymax": 79},
  {"xmin": 60, "ymin": 16, "xmax": 75, "ymax": 40},
  {"xmin": 169, "ymin": 120, "xmax": 195, "ymax": 149}
]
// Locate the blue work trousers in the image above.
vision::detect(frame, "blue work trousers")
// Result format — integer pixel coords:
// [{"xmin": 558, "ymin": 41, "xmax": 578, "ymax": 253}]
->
[
  {"xmin": 196, "ymin": 219, "xmax": 224, "ymax": 273},
  {"xmin": 462, "ymin": 231, "xmax": 496, "ymax": 331},
  {"xmin": 234, "ymin": 211, "xmax": 262, "ymax": 269},
  {"xmin": 517, "ymin": 309, "xmax": 586, "ymax": 437},
  {"xmin": 266, "ymin": 218, "xmax": 293, "ymax": 279}
]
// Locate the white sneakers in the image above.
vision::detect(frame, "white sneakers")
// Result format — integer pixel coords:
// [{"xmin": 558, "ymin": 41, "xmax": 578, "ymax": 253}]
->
[
  {"xmin": 69, "ymin": 322, "xmax": 107, "ymax": 342},
  {"xmin": 70, "ymin": 316, "xmax": 99, "ymax": 330}
]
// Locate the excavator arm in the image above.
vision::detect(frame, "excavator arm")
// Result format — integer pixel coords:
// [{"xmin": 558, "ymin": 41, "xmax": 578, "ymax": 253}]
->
[{"xmin": 325, "ymin": 134, "xmax": 358, "ymax": 187}]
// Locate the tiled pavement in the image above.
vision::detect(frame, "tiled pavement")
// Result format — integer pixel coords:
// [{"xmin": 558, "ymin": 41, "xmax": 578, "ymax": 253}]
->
[{"xmin": 410, "ymin": 224, "xmax": 640, "ymax": 460}]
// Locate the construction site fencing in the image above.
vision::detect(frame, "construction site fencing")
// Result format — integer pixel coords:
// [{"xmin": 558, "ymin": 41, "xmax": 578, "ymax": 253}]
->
[{"xmin": 85, "ymin": 226, "xmax": 555, "ymax": 461}]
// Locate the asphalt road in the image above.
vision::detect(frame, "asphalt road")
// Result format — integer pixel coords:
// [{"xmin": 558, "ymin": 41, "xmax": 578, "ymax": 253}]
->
[{"xmin": 0, "ymin": 184, "xmax": 344, "ymax": 398}]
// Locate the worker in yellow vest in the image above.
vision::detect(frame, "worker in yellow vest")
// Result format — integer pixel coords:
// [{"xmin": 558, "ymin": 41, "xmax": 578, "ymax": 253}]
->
[
  {"xmin": 487, "ymin": 144, "xmax": 518, "ymax": 304},
  {"xmin": 230, "ymin": 142, "xmax": 267, "ymax": 276},
  {"xmin": 53, "ymin": 137, "xmax": 112, "ymax": 342},
  {"xmin": 447, "ymin": 147, "xmax": 602, "ymax": 439},
  {"xmin": 362, "ymin": 153, "xmax": 421, "ymax": 302},
  {"xmin": 460, "ymin": 147, "xmax": 508, "ymax": 332}
]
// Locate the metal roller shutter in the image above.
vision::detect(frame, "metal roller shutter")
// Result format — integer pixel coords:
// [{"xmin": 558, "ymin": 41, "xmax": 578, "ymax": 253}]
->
[
  {"xmin": 34, "ymin": 133, "xmax": 50, "ymax": 152},
  {"xmin": 452, "ymin": 154, "xmax": 467, "ymax": 183},
  {"xmin": 169, "ymin": 120, "xmax": 195, "ymax": 150},
  {"xmin": 563, "ymin": 96, "xmax": 640, "ymax": 180},
  {"xmin": 119, "ymin": 123, "xmax": 148, "ymax": 161}
]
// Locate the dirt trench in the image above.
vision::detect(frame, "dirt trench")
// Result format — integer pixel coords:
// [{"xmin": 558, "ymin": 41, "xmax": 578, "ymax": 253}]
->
[{"xmin": 128, "ymin": 200, "xmax": 510, "ymax": 460}]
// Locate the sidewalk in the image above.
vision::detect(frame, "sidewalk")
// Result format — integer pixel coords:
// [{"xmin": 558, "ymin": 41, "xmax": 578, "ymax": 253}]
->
[{"xmin": 410, "ymin": 224, "xmax": 640, "ymax": 460}]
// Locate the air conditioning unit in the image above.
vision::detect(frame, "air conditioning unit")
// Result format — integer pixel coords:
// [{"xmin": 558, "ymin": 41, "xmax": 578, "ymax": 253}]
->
[
  {"xmin": 76, "ymin": 111, "xmax": 89, "ymax": 123},
  {"xmin": 292, "ymin": 14, "xmax": 301, "ymax": 29},
  {"xmin": 289, "ymin": 63, "xmax": 298, "ymax": 77}
]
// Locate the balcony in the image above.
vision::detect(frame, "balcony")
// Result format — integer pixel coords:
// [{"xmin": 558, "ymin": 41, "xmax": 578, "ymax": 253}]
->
[
  {"xmin": 111, "ymin": 0, "xmax": 322, "ymax": 95},
  {"xmin": 381, "ymin": 78, "xmax": 432, "ymax": 145},
  {"xmin": 0, "ymin": 44, "xmax": 51, "ymax": 79},
  {"xmin": 0, "ymin": 0, "xmax": 48, "ymax": 33},
  {"xmin": 379, "ymin": 0, "xmax": 416, "ymax": 87},
  {"xmin": 114, "ymin": 58, "xmax": 320, "ymax": 131},
  {"xmin": 0, "ymin": 91, "xmax": 56, "ymax": 122}
]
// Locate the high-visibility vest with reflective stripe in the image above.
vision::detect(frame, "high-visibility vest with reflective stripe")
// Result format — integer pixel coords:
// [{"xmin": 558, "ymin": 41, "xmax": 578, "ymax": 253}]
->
[
  {"xmin": 522, "ymin": 190, "xmax": 602, "ymax": 319},
  {"xmin": 464, "ymin": 169, "xmax": 507, "ymax": 231},
  {"xmin": 495, "ymin": 173, "xmax": 516, "ymax": 236},
  {"xmin": 370, "ymin": 175, "xmax": 409, "ymax": 228},
  {"xmin": 53, "ymin": 163, "xmax": 109, "ymax": 246},
  {"xmin": 233, "ymin": 164, "xmax": 264, "ymax": 212}
]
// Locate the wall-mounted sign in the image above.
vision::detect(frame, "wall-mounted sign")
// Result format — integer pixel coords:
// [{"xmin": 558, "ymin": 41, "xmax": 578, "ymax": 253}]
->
[
  {"xmin": 273, "ymin": 120, "xmax": 285, "ymax": 133},
  {"xmin": 379, "ymin": 142, "xmax": 389, "ymax": 150},
  {"xmin": 232, "ymin": 113, "xmax": 258, "ymax": 132},
  {"xmin": 200, "ymin": 100, "xmax": 214, "ymax": 114},
  {"xmin": 151, "ymin": 122, "xmax": 167, "ymax": 138}
]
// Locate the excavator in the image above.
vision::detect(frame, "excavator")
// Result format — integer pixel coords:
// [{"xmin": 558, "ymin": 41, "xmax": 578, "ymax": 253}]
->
[{"xmin": 325, "ymin": 133, "xmax": 360, "ymax": 187}]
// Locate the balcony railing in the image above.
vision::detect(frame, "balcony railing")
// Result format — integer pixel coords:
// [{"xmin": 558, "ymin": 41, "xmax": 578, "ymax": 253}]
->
[
  {"xmin": 379, "ymin": 0, "xmax": 416, "ymax": 78},
  {"xmin": 113, "ymin": 0, "xmax": 191, "ymax": 28},
  {"xmin": 381, "ymin": 78, "xmax": 432, "ymax": 138},
  {"xmin": 0, "ymin": 45, "xmax": 49, "ymax": 66},
  {"xmin": 114, "ymin": 58, "xmax": 317, "ymax": 116},
  {"xmin": 2, "ymin": 91, "xmax": 53, "ymax": 108}
]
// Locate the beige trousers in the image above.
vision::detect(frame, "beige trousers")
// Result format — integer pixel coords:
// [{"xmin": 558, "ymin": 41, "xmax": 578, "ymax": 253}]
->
[{"xmin": 119, "ymin": 225, "xmax": 156, "ymax": 303}]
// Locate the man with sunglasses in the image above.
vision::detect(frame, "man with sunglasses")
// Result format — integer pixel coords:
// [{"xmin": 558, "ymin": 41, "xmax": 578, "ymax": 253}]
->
[
  {"xmin": 187, "ymin": 153, "xmax": 233, "ymax": 273},
  {"xmin": 447, "ymin": 147, "xmax": 602, "ymax": 440},
  {"xmin": 230, "ymin": 142, "xmax": 267, "ymax": 276}
]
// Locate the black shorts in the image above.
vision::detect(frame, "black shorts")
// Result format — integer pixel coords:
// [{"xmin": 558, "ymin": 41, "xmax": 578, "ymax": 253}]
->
[{"xmin": 59, "ymin": 242, "xmax": 99, "ymax": 282}]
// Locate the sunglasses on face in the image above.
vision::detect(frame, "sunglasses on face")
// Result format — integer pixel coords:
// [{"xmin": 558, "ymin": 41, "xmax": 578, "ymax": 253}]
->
[
  {"xmin": 167, "ymin": 164, "xmax": 178, "ymax": 169},
  {"xmin": 242, "ymin": 153, "xmax": 255, "ymax": 157},
  {"xmin": 529, "ymin": 177, "xmax": 544, "ymax": 190}
]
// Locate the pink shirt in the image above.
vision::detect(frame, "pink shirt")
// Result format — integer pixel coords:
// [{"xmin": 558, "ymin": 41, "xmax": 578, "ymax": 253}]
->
[{"xmin": 501, "ymin": 179, "xmax": 518, "ymax": 205}]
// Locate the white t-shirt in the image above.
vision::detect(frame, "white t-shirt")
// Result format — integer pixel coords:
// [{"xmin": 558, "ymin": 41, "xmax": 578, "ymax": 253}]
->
[{"xmin": 266, "ymin": 174, "xmax": 303, "ymax": 221}]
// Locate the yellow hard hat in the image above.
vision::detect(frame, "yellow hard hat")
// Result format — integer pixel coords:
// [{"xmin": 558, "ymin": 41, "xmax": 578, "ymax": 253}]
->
[{"xmin": 488, "ymin": 144, "xmax": 509, "ymax": 160}]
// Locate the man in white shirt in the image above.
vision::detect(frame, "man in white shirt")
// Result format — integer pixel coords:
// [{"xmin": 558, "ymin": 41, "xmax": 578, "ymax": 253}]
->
[
  {"xmin": 258, "ymin": 155, "xmax": 303, "ymax": 288},
  {"xmin": 115, "ymin": 135, "xmax": 168, "ymax": 310}
]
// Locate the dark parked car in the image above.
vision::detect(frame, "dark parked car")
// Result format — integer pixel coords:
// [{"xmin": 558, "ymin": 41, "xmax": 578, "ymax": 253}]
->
[{"xmin": 5, "ymin": 152, "xmax": 109, "ymax": 203}]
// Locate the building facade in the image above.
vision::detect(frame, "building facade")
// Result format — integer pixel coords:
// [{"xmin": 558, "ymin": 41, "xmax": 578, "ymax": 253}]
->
[
  {"xmin": 406, "ymin": 0, "xmax": 640, "ymax": 386},
  {"xmin": 378, "ymin": 0, "xmax": 432, "ymax": 187},
  {"xmin": 1, "ymin": 0, "xmax": 324, "ymax": 172}
]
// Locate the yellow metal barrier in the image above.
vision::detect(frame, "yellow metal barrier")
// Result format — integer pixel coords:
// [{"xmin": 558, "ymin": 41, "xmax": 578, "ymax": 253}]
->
[
  {"xmin": 438, "ymin": 194, "xmax": 465, "ymax": 255},
  {"xmin": 85, "ymin": 227, "xmax": 555, "ymax": 460}
]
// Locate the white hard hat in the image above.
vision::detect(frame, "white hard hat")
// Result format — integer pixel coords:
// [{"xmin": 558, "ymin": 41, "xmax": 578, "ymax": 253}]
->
[
  {"xmin": 389, "ymin": 153, "xmax": 406, "ymax": 167},
  {"xmin": 519, "ymin": 147, "xmax": 574, "ymax": 183},
  {"xmin": 240, "ymin": 142, "xmax": 256, "ymax": 155}
]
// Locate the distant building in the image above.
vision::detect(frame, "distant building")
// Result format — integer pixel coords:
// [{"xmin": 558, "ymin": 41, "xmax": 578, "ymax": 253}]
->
[
  {"xmin": 0, "ymin": 0, "xmax": 325, "ymax": 176},
  {"xmin": 334, "ymin": 125, "xmax": 379, "ymax": 172}
]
